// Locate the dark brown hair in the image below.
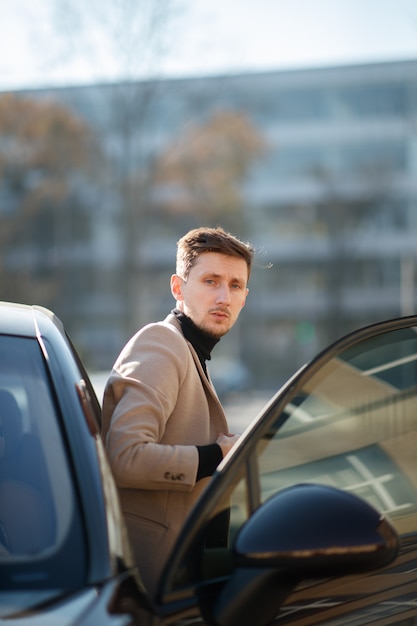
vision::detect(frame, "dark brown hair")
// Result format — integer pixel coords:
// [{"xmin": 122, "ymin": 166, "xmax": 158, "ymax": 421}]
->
[{"xmin": 176, "ymin": 226, "xmax": 254, "ymax": 281}]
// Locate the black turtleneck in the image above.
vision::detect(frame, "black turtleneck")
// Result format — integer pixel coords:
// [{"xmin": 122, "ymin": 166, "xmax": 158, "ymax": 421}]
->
[
  {"xmin": 172, "ymin": 308, "xmax": 219, "ymax": 376},
  {"xmin": 172, "ymin": 308, "xmax": 223, "ymax": 479}
]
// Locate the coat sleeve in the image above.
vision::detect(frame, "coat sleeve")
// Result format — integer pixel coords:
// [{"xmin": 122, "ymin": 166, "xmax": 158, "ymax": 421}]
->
[{"xmin": 102, "ymin": 323, "xmax": 200, "ymax": 492}]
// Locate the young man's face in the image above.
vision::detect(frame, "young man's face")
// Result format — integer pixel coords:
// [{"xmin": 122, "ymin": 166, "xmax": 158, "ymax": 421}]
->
[{"xmin": 171, "ymin": 252, "xmax": 249, "ymax": 338}]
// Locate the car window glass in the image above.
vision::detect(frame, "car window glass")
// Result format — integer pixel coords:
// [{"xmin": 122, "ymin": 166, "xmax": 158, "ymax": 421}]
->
[
  {"xmin": 257, "ymin": 327, "xmax": 417, "ymax": 533},
  {"xmin": 168, "ymin": 325, "xmax": 417, "ymax": 594},
  {"xmin": 0, "ymin": 336, "xmax": 86, "ymax": 588}
]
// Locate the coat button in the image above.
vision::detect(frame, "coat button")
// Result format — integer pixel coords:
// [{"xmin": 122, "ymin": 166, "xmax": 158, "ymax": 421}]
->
[{"xmin": 164, "ymin": 472, "xmax": 185, "ymax": 481}]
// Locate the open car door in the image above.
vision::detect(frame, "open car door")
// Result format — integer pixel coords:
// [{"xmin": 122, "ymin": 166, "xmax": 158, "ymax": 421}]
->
[{"xmin": 156, "ymin": 315, "xmax": 417, "ymax": 626}]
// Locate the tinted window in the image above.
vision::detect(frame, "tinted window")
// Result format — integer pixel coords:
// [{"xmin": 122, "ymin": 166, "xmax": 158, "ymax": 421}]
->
[
  {"xmin": 257, "ymin": 326, "xmax": 417, "ymax": 533},
  {"xmin": 169, "ymin": 324, "xmax": 417, "ymax": 592},
  {"xmin": 0, "ymin": 336, "xmax": 86, "ymax": 588}
]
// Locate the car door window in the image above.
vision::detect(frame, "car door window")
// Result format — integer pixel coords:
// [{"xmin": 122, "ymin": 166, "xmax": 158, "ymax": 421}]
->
[
  {"xmin": 255, "ymin": 327, "xmax": 417, "ymax": 533},
  {"xmin": 164, "ymin": 324, "xmax": 417, "ymax": 600}
]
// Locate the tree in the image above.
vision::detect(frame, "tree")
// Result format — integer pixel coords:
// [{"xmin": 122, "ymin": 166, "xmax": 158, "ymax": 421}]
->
[
  {"xmin": 153, "ymin": 109, "xmax": 267, "ymax": 228},
  {"xmin": 50, "ymin": 0, "xmax": 178, "ymax": 84},
  {"xmin": 0, "ymin": 93, "xmax": 101, "ymax": 311},
  {"xmin": 46, "ymin": 0, "xmax": 186, "ymax": 339}
]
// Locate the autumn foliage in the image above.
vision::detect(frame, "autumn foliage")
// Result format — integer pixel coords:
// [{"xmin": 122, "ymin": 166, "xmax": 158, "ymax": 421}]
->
[
  {"xmin": 153, "ymin": 110, "xmax": 267, "ymax": 217},
  {"xmin": 0, "ymin": 93, "xmax": 100, "ymax": 306}
]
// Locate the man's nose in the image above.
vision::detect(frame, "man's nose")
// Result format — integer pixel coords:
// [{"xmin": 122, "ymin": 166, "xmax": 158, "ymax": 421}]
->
[{"xmin": 216, "ymin": 284, "xmax": 231, "ymax": 304}]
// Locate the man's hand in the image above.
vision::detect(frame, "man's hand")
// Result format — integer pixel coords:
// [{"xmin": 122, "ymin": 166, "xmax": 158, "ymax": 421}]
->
[{"xmin": 216, "ymin": 432, "xmax": 240, "ymax": 458}]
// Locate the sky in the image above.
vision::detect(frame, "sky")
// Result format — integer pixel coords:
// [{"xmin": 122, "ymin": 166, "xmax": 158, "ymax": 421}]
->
[{"xmin": 1, "ymin": 0, "xmax": 417, "ymax": 91}]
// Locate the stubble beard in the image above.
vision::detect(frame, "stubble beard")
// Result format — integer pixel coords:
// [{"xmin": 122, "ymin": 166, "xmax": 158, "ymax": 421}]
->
[{"xmin": 199, "ymin": 317, "xmax": 231, "ymax": 339}]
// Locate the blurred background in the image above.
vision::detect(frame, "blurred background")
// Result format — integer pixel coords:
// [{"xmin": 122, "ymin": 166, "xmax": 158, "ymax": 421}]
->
[{"xmin": 1, "ymin": 0, "xmax": 417, "ymax": 402}]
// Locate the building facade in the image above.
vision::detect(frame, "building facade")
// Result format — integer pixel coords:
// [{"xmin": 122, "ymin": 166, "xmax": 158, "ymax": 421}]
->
[{"xmin": 3, "ymin": 59, "xmax": 417, "ymax": 390}]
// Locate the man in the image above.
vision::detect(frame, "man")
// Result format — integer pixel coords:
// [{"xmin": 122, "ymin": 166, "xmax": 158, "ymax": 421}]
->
[{"xmin": 101, "ymin": 226, "xmax": 254, "ymax": 595}]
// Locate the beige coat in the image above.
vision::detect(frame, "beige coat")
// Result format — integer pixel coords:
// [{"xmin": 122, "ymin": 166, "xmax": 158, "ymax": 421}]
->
[{"xmin": 101, "ymin": 314, "xmax": 228, "ymax": 595}]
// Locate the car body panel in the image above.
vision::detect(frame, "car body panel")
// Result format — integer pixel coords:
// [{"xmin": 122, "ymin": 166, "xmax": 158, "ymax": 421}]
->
[{"xmin": 0, "ymin": 578, "xmax": 148, "ymax": 625}]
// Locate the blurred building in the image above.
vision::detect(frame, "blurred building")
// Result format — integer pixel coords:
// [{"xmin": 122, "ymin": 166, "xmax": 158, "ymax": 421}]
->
[{"xmin": 4, "ymin": 58, "xmax": 417, "ymax": 390}]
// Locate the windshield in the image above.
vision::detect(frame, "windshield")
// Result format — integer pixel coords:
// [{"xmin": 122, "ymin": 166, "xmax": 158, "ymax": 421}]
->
[{"xmin": 0, "ymin": 335, "xmax": 86, "ymax": 589}]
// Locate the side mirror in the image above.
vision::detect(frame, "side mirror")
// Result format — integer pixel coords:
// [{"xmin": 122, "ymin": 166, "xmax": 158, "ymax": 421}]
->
[
  {"xmin": 235, "ymin": 483, "xmax": 399, "ymax": 574},
  {"xmin": 212, "ymin": 484, "xmax": 399, "ymax": 626}
]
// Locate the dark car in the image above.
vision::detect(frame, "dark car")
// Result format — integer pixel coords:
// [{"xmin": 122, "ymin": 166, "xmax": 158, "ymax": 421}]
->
[{"xmin": 0, "ymin": 302, "xmax": 416, "ymax": 625}]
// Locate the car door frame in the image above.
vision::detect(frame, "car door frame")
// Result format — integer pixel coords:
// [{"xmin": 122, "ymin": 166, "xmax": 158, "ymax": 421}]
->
[{"xmin": 155, "ymin": 314, "xmax": 417, "ymax": 624}]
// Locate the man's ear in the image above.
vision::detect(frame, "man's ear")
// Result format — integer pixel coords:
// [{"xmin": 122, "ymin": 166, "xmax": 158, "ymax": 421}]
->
[
  {"xmin": 241, "ymin": 287, "xmax": 249, "ymax": 308},
  {"xmin": 170, "ymin": 274, "xmax": 184, "ymax": 301}
]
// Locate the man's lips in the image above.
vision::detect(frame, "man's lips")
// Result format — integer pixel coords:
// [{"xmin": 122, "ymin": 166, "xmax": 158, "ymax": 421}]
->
[{"xmin": 210, "ymin": 309, "xmax": 230, "ymax": 319}]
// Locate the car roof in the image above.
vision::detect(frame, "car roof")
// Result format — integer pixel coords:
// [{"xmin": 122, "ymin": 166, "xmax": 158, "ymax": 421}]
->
[{"xmin": 0, "ymin": 301, "xmax": 63, "ymax": 338}]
